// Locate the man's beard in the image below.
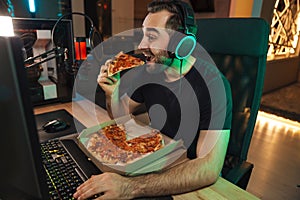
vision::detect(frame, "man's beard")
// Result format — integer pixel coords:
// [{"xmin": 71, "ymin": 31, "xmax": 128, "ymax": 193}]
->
[
  {"xmin": 146, "ymin": 62, "xmax": 168, "ymax": 74},
  {"xmin": 144, "ymin": 49, "xmax": 172, "ymax": 74}
]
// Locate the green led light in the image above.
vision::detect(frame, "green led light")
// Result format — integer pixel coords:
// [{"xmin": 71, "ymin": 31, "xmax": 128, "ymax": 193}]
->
[{"xmin": 175, "ymin": 35, "xmax": 196, "ymax": 60}]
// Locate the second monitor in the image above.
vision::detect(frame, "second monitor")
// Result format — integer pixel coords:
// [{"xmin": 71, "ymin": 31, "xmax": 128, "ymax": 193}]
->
[{"xmin": 13, "ymin": 18, "xmax": 76, "ymax": 106}]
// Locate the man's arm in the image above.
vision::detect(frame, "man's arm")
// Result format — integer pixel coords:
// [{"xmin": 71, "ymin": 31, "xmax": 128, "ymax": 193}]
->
[
  {"xmin": 73, "ymin": 129, "xmax": 229, "ymax": 199},
  {"xmin": 98, "ymin": 62, "xmax": 144, "ymax": 119},
  {"xmin": 97, "ymin": 62, "xmax": 119, "ymax": 119},
  {"xmin": 128, "ymin": 129, "xmax": 230, "ymax": 197},
  {"xmin": 105, "ymin": 89, "xmax": 144, "ymax": 119}
]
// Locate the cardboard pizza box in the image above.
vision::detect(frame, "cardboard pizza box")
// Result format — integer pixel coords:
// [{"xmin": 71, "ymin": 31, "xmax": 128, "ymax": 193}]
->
[{"xmin": 77, "ymin": 115, "xmax": 187, "ymax": 176}]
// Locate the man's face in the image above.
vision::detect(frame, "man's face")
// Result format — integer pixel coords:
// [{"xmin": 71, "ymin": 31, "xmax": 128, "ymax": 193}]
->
[{"xmin": 138, "ymin": 10, "xmax": 173, "ymax": 73}]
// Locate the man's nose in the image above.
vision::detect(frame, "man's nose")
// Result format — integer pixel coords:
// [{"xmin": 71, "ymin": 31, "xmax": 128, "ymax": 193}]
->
[{"xmin": 138, "ymin": 37, "xmax": 148, "ymax": 49}]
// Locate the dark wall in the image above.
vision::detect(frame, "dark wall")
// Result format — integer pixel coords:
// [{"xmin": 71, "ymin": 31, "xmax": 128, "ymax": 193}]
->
[
  {"xmin": 10, "ymin": 0, "xmax": 31, "ymax": 17},
  {"xmin": 260, "ymin": 0, "xmax": 276, "ymax": 24},
  {"xmin": 190, "ymin": 0, "xmax": 215, "ymax": 12},
  {"xmin": 10, "ymin": 0, "xmax": 71, "ymax": 19},
  {"xmin": 194, "ymin": 0, "xmax": 231, "ymax": 18},
  {"xmin": 84, "ymin": 0, "xmax": 112, "ymax": 38}
]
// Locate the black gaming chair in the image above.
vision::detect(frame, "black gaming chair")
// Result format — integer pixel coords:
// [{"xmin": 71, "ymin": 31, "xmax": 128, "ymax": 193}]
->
[{"xmin": 196, "ymin": 18, "xmax": 269, "ymax": 189}]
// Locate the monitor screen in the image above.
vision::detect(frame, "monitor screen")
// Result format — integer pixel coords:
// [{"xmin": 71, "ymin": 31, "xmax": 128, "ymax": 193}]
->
[
  {"xmin": 12, "ymin": 18, "xmax": 76, "ymax": 105},
  {"xmin": 0, "ymin": 36, "xmax": 49, "ymax": 199},
  {"xmin": 12, "ymin": 17, "xmax": 75, "ymax": 68}
]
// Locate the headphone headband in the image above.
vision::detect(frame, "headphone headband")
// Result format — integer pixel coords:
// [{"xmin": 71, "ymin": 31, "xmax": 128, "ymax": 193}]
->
[
  {"xmin": 171, "ymin": 0, "xmax": 197, "ymax": 59},
  {"xmin": 173, "ymin": 0, "xmax": 196, "ymax": 35}
]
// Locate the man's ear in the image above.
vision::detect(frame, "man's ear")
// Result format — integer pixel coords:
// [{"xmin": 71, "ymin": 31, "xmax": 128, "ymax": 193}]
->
[{"xmin": 167, "ymin": 31, "xmax": 196, "ymax": 60}]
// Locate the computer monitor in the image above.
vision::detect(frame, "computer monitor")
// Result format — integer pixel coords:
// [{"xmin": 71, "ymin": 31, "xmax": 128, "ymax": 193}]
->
[
  {"xmin": 12, "ymin": 17, "xmax": 75, "ymax": 68},
  {"xmin": 0, "ymin": 36, "xmax": 49, "ymax": 199},
  {"xmin": 12, "ymin": 18, "xmax": 76, "ymax": 105}
]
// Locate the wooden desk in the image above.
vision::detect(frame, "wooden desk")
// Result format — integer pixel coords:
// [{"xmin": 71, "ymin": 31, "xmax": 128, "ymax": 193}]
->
[{"xmin": 34, "ymin": 99, "xmax": 260, "ymax": 200}]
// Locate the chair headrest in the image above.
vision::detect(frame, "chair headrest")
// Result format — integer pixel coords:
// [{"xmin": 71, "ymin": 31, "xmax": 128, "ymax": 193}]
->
[{"xmin": 196, "ymin": 18, "xmax": 270, "ymax": 56}]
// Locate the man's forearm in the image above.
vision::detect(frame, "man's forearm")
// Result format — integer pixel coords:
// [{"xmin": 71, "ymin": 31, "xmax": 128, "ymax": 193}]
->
[
  {"xmin": 128, "ymin": 157, "xmax": 219, "ymax": 197},
  {"xmin": 105, "ymin": 87, "xmax": 128, "ymax": 119},
  {"xmin": 127, "ymin": 131, "xmax": 229, "ymax": 198},
  {"xmin": 105, "ymin": 94, "xmax": 115, "ymax": 119}
]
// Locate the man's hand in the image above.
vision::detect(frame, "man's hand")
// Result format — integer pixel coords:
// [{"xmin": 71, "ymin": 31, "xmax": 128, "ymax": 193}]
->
[
  {"xmin": 97, "ymin": 60, "xmax": 120, "ymax": 97},
  {"xmin": 98, "ymin": 60, "xmax": 127, "ymax": 119},
  {"xmin": 73, "ymin": 172, "xmax": 135, "ymax": 200}
]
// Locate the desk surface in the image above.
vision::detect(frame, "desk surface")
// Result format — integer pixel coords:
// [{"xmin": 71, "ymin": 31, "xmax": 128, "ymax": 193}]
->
[{"xmin": 34, "ymin": 99, "xmax": 260, "ymax": 200}]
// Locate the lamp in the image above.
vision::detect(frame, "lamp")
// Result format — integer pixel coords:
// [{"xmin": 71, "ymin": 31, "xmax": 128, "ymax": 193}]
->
[{"xmin": 0, "ymin": 16, "xmax": 14, "ymax": 36}]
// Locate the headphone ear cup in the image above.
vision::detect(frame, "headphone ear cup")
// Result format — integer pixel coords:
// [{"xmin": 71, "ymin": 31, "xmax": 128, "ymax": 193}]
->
[
  {"xmin": 175, "ymin": 35, "xmax": 196, "ymax": 59},
  {"xmin": 168, "ymin": 31, "xmax": 196, "ymax": 59}
]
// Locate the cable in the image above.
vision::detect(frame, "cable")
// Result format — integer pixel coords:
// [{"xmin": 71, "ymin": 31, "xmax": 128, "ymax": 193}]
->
[
  {"xmin": 89, "ymin": 25, "xmax": 104, "ymax": 49},
  {"xmin": 51, "ymin": 12, "xmax": 103, "ymax": 49},
  {"xmin": 179, "ymin": 58, "xmax": 183, "ymax": 95},
  {"xmin": 50, "ymin": 12, "xmax": 103, "ymax": 75}
]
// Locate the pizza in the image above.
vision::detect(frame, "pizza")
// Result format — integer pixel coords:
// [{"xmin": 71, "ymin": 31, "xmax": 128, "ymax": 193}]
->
[
  {"xmin": 86, "ymin": 124, "xmax": 164, "ymax": 164},
  {"xmin": 126, "ymin": 132, "xmax": 164, "ymax": 153},
  {"xmin": 87, "ymin": 132, "xmax": 141, "ymax": 164},
  {"xmin": 107, "ymin": 51, "xmax": 145, "ymax": 76}
]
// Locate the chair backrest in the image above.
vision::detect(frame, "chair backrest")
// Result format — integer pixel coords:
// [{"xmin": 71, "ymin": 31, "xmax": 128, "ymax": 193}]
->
[{"xmin": 196, "ymin": 18, "xmax": 269, "ymax": 166}]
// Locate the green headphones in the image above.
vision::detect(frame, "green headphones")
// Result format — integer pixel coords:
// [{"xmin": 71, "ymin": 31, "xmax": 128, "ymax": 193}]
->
[{"xmin": 172, "ymin": 0, "xmax": 197, "ymax": 59}]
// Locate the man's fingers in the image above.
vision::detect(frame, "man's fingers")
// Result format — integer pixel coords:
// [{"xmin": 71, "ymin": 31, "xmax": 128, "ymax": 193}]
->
[
  {"xmin": 98, "ymin": 74, "xmax": 118, "ymax": 85},
  {"xmin": 99, "ymin": 77, "xmax": 115, "ymax": 85},
  {"xmin": 74, "ymin": 187, "xmax": 101, "ymax": 200},
  {"xmin": 100, "ymin": 58, "xmax": 112, "ymax": 73},
  {"xmin": 100, "ymin": 65, "xmax": 108, "ymax": 74},
  {"xmin": 74, "ymin": 176, "xmax": 106, "ymax": 200},
  {"xmin": 105, "ymin": 59, "xmax": 112, "ymax": 66},
  {"xmin": 100, "ymin": 59, "xmax": 112, "ymax": 73}
]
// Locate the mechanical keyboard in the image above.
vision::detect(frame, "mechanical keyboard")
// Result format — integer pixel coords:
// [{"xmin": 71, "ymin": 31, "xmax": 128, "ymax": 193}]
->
[
  {"xmin": 40, "ymin": 139, "xmax": 87, "ymax": 200},
  {"xmin": 40, "ymin": 139, "xmax": 173, "ymax": 200}
]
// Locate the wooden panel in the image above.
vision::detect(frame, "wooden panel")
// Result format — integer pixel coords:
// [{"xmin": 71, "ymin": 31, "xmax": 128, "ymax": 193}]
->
[
  {"xmin": 134, "ymin": 0, "xmax": 152, "ymax": 19},
  {"xmin": 112, "ymin": 0, "xmax": 134, "ymax": 35},
  {"xmin": 174, "ymin": 177, "xmax": 259, "ymax": 200}
]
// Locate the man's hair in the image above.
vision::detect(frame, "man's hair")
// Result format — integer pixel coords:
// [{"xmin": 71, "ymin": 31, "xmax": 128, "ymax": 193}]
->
[{"xmin": 147, "ymin": 0, "xmax": 197, "ymax": 35}]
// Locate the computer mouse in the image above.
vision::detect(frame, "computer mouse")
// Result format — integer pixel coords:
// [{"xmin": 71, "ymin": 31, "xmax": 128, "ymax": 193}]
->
[{"xmin": 42, "ymin": 119, "xmax": 70, "ymax": 133}]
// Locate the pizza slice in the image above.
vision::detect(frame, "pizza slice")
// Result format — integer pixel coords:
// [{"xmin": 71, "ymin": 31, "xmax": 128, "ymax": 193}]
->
[
  {"xmin": 86, "ymin": 124, "xmax": 165, "ymax": 164},
  {"xmin": 107, "ymin": 51, "xmax": 145, "ymax": 76},
  {"xmin": 126, "ymin": 131, "xmax": 164, "ymax": 153}
]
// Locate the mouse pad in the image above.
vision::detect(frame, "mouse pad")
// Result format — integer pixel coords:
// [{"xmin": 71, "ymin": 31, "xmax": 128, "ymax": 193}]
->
[{"xmin": 35, "ymin": 109, "xmax": 86, "ymax": 142}]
